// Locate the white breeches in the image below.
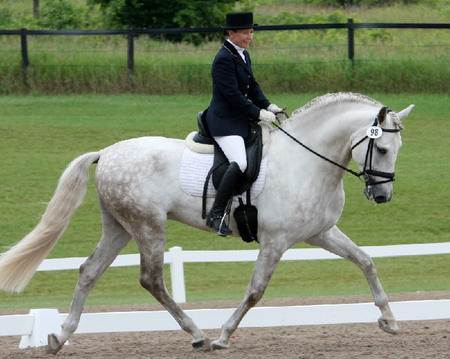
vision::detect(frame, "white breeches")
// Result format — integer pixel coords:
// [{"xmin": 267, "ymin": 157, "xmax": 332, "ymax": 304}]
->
[{"xmin": 214, "ymin": 135, "xmax": 247, "ymax": 172}]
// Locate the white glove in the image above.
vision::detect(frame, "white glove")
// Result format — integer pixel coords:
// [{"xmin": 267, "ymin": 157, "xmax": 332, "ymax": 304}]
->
[
  {"xmin": 267, "ymin": 103, "xmax": 283, "ymax": 114},
  {"xmin": 259, "ymin": 109, "xmax": 276, "ymax": 124}
]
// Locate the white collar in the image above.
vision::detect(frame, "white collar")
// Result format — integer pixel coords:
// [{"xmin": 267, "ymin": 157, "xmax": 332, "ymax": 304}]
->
[
  {"xmin": 227, "ymin": 39, "xmax": 245, "ymax": 52},
  {"xmin": 226, "ymin": 39, "xmax": 246, "ymax": 61}
]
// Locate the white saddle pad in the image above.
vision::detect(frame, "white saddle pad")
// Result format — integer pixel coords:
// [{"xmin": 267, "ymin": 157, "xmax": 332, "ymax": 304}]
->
[{"xmin": 179, "ymin": 148, "xmax": 268, "ymax": 200}]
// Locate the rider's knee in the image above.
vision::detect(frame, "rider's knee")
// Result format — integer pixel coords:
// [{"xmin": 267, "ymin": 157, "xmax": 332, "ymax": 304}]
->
[{"xmin": 235, "ymin": 159, "xmax": 247, "ymax": 173}]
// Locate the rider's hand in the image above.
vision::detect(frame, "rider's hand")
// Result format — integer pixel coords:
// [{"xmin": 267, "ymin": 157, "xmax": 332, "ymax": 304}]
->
[
  {"xmin": 259, "ymin": 109, "xmax": 276, "ymax": 124},
  {"xmin": 267, "ymin": 103, "xmax": 283, "ymax": 114}
]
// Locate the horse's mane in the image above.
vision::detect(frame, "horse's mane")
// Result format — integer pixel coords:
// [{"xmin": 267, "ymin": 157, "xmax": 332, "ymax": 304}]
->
[{"xmin": 291, "ymin": 92, "xmax": 382, "ymax": 119}]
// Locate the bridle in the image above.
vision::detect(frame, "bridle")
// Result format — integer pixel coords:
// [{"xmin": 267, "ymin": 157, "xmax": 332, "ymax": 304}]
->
[
  {"xmin": 350, "ymin": 109, "xmax": 402, "ymax": 186},
  {"xmin": 273, "ymin": 107, "xmax": 402, "ymax": 187}
]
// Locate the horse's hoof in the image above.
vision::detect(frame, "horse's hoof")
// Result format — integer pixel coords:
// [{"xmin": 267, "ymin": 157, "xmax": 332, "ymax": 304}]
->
[
  {"xmin": 192, "ymin": 337, "xmax": 211, "ymax": 350},
  {"xmin": 211, "ymin": 339, "xmax": 229, "ymax": 351},
  {"xmin": 378, "ymin": 318, "xmax": 399, "ymax": 335},
  {"xmin": 47, "ymin": 334, "xmax": 63, "ymax": 355}
]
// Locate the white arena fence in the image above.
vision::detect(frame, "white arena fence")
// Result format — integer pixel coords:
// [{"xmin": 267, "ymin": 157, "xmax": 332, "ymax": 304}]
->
[
  {"xmin": 36, "ymin": 242, "xmax": 450, "ymax": 303},
  {"xmin": 1, "ymin": 242, "xmax": 449, "ymax": 349}
]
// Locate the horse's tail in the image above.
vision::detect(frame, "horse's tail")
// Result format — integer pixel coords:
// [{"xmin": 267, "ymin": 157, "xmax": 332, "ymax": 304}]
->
[{"xmin": 0, "ymin": 151, "xmax": 101, "ymax": 293}]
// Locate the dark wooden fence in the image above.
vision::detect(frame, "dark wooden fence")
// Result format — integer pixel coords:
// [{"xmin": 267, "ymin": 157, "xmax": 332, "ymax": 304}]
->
[{"xmin": 1, "ymin": 19, "xmax": 448, "ymax": 74}]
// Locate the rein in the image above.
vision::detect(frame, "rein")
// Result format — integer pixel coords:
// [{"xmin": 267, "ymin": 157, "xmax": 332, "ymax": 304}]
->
[
  {"xmin": 273, "ymin": 122, "xmax": 361, "ymax": 178},
  {"xmin": 273, "ymin": 110, "xmax": 401, "ymax": 186}
]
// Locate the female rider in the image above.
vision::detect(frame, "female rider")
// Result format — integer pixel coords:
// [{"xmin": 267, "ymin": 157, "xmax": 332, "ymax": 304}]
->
[{"xmin": 205, "ymin": 12, "xmax": 283, "ymax": 236}]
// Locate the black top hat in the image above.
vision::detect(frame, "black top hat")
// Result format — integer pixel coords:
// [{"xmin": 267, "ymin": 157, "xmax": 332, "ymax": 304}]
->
[{"xmin": 222, "ymin": 12, "xmax": 258, "ymax": 29}]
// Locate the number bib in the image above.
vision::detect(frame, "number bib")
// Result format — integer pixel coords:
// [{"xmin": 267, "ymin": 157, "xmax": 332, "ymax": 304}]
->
[{"xmin": 366, "ymin": 126, "xmax": 383, "ymax": 139}]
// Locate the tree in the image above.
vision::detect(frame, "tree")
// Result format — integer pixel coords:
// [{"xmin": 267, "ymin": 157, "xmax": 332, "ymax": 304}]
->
[{"xmin": 88, "ymin": 0, "xmax": 246, "ymax": 43}]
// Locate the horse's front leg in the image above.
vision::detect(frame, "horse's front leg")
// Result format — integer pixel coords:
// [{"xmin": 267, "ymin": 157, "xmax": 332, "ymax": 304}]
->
[
  {"xmin": 306, "ymin": 225, "xmax": 399, "ymax": 334},
  {"xmin": 212, "ymin": 245, "xmax": 284, "ymax": 350}
]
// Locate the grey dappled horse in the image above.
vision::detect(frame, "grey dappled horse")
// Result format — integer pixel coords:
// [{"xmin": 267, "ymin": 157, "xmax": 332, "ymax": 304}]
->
[{"xmin": 0, "ymin": 93, "xmax": 414, "ymax": 354}]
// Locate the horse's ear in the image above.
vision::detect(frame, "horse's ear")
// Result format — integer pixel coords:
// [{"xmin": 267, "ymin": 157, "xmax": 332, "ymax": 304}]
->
[
  {"xmin": 397, "ymin": 104, "xmax": 415, "ymax": 121},
  {"xmin": 377, "ymin": 106, "xmax": 389, "ymax": 124}
]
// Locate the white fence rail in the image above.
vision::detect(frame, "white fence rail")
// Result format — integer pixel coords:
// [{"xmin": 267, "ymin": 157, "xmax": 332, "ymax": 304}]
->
[
  {"xmin": 37, "ymin": 242, "xmax": 450, "ymax": 303},
  {"xmin": 2, "ymin": 300, "xmax": 450, "ymax": 349},
  {"xmin": 1, "ymin": 242, "xmax": 449, "ymax": 349}
]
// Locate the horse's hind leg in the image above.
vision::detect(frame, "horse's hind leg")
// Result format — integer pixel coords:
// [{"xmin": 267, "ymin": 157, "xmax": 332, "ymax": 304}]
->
[
  {"xmin": 306, "ymin": 225, "xmax": 399, "ymax": 334},
  {"xmin": 135, "ymin": 217, "xmax": 210, "ymax": 349},
  {"xmin": 48, "ymin": 201, "xmax": 132, "ymax": 354}
]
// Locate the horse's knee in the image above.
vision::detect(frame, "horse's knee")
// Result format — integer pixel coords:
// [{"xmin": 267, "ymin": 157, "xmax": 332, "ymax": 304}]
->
[
  {"xmin": 362, "ymin": 257, "xmax": 377, "ymax": 276},
  {"xmin": 351, "ymin": 251, "xmax": 376, "ymax": 273}
]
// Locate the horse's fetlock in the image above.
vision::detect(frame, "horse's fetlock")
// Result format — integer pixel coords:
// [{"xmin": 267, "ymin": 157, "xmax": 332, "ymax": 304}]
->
[{"xmin": 247, "ymin": 287, "xmax": 265, "ymax": 306}]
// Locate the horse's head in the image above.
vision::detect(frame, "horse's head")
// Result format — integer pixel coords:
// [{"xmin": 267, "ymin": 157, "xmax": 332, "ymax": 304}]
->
[{"xmin": 351, "ymin": 104, "xmax": 414, "ymax": 203}]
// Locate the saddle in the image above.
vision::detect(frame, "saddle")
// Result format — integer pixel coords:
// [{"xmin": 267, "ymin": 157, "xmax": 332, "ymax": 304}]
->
[{"xmin": 189, "ymin": 109, "xmax": 267, "ymax": 243}]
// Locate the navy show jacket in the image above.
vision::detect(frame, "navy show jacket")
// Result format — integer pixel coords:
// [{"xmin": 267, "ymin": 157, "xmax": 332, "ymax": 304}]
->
[{"xmin": 206, "ymin": 40, "xmax": 270, "ymax": 138}]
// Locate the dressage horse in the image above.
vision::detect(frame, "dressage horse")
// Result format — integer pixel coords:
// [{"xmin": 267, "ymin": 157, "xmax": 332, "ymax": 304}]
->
[{"xmin": 0, "ymin": 92, "xmax": 414, "ymax": 354}]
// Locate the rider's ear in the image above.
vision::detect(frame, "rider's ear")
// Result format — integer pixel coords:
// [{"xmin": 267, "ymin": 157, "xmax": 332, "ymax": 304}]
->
[{"xmin": 376, "ymin": 106, "xmax": 389, "ymax": 124}]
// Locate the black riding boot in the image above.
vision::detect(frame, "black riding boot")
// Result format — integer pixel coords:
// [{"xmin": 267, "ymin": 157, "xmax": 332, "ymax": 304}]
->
[{"xmin": 206, "ymin": 162, "xmax": 243, "ymax": 236}]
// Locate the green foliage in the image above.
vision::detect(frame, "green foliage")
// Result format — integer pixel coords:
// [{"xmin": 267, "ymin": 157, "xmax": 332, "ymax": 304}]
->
[
  {"xmin": 303, "ymin": 0, "xmax": 429, "ymax": 7},
  {"xmin": 0, "ymin": 0, "xmax": 106, "ymax": 30},
  {"xmin": 38, "ymin": 0, "xmax": 86, "ymax": 29},
  {"xmin": 87, "ymin": 0, "xmax": 243, "ymax": 43},
  {"xmin": 0, "ymin": 8, "xmax": 13, "ymax": 27}
]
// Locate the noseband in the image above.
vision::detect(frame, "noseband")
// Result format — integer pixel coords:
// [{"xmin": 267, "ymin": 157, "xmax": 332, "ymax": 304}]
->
[{"xmin": 273, "ymin": 109, "xmax": 401, "ymax": 187}]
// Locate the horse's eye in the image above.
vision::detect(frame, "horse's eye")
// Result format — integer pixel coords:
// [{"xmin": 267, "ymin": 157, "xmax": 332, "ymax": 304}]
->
[{"xmin": 377, "ymin": 147, "xmax": 387, "ymax": 155}]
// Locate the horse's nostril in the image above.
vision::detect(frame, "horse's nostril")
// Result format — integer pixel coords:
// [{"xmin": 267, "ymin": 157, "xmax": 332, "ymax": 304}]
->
[{"xmin": 374, "ymin": 195, "xmax": 387, "ymax": 203}]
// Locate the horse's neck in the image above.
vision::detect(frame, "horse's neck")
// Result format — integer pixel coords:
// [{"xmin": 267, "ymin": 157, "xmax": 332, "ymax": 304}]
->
[{"xmin": 281, "ymin": 104, "xmax": 377, "ymax": 169}]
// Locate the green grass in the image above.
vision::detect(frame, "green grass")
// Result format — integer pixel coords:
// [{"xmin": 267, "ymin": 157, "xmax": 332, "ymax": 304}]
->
[{"xmin": 0, "ymin": 93, "xmax": 448, "ymax": 310}]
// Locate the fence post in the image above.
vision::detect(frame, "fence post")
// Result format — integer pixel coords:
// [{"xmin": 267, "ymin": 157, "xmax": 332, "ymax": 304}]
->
[
  {"xmin": 20, "ymin": 28, "xmax": 29, "ymax": 86},
  {"xmin": 127, "ymin": 25, "xmax": 134, "ymax": 73},
  {"xmin": 127, "ymin": 25, "xmax": 135, "ymax": 90},
  {"xmin": 33, "ymin": 0, "xmax": 40, "ymax": 19},
  {"xmin": 19, "ymin": 309, "xmax": 62, "ymax": 348},
  {"xmin": 347, "ymin": 19, "xmax": 355, "ymax": 64},
  {"xmin": 169, "ymin": 246, "xmax": 186, "ymax": 303}
]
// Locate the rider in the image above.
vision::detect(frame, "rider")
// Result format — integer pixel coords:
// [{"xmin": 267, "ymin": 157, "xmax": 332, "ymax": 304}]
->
[{"xmin": 205, "ymin": 12, "xmax": 283, "ymax": 236}]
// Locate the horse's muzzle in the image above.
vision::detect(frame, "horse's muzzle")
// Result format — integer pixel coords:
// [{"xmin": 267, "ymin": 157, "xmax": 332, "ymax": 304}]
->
[{"xmin": 364, "ymin": 184, "xmax": 393, "ymax": 203}]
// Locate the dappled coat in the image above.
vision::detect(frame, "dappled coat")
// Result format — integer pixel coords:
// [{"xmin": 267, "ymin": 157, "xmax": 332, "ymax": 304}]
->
[{"xmin": 206, "ymin": 40, "xmax": 270, "ymax": 138}]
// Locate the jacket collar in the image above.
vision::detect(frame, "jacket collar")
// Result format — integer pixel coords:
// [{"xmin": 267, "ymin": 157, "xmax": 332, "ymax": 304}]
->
[
  {"xmin": 222, "ymin": 40, "xmax": 250, "ymax": 69},
  {"xmin": 223, "ymin": 40, "xmax": 238, "ymax": 57}
]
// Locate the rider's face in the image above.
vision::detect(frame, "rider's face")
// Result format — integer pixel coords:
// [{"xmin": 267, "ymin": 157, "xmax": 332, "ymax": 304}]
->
[{"xmin": 228, "ymin": 28, "xmax": 254, "ymax": 49}]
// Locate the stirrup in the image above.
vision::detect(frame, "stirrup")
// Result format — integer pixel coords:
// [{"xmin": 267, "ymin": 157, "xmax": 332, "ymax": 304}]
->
[
  {"xmin": 206, "ymin": 199, "xmax": 233, "ymax": 237},
  {"xmin": 207, "ymin": 215, "xmax": 232, "ymax": 237},
  {"xmin": 217, "ymin": 199, "xmax": 233, "ymax": 236},
  {"xmin": 217, "ymin": 215, "xmax": 232, "ymax": 237}
]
